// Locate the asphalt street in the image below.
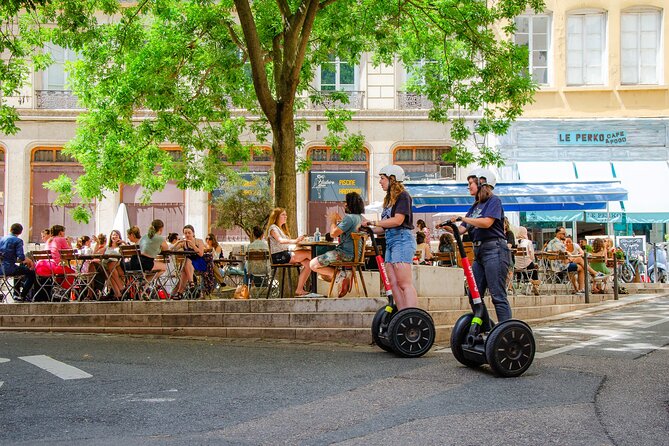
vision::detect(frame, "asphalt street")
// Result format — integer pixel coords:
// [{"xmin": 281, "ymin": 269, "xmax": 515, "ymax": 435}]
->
[{"xmin": 1, "ymin": 295, "xmax": 668, "ymax": 446}]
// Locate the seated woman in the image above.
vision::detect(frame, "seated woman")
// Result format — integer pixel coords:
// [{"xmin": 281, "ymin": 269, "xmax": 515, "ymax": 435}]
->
[
  {"xmin": 127, "ymin": 219, "xmax": 169, "ymax": 276},
  {"xmin": 34, "ymin": 224, "xmax": 76, "ymax": 292},
  {"xmin": 266, "ymin": 207, "xmax": 312, "ymax": 297},
  {"xmin": 172, "ymin": 224, "xmax": 207, "ymax": 297},
  {"xmin": 437, "ymin": 232, "xmax": 456, "ymax": 265},
  {"xmin": 206, "ymin": 233, "xmax": 223, "ymax": 259},
  {"xmin": 126, "ymin": 226, "xmax": 141, "ymax": 244},
  {"xmin": 414, "ymin": 231, "xmax": 433, "ymax": 265},
  {"xmin": 101, "ymin": 229, "xmax": 126, "ymax": 300},
  {"xmin": 309, "ymin": 192, "xmax": 364, "ymax": 297},
  {"xmin": 515, "ymin": 226, "xmax": 541, "ymax": 295},
  {"xmin": 589, "ymin": 238, "xmax": 610, "ymax": 293}
]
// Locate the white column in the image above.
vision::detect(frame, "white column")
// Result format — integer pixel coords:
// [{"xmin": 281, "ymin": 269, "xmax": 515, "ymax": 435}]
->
[
  {"xmin": 96, "ymin": 191, "xmax": 119, "ymax": 238},
  {"xmin": 296, "ymin": 171, "xmax": 307, "ymax": 235},
  {"xmin": 185, "ymin": 189, "xmax": 209, "ymax": 238},
  {"xmin": 4, "ymin": 140, "xmax": 30, "ymax": 241}
]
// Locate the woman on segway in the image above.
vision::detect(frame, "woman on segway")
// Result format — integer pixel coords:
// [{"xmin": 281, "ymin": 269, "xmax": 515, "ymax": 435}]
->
[
  {"xmin": 444, "ymin": 168, "xmax": 512, "ymax": 322},
  {"xmin": 362, "ymin": 165, "xmax": 418, "ymax": 310}
]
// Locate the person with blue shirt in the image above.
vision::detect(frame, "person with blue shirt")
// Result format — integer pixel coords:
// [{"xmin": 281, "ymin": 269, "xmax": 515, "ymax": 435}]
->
[
  {"xmin": 0, "ymin": 223, "xmax": 36, "ymax": 301},
  {"xmin": 444, "ymin": 168, "xmax": 512, "ymax": 322},
  {"xmin": 310, "ymin": 191, "xmax": 365, "ymax": 297}
]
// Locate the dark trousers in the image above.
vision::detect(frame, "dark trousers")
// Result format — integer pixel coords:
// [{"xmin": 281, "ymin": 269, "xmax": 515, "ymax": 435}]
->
[
  {"xmin": 7, "ymin": 265, "xmax": 36, "ymax": 299},
  {"xmin": 473, "ymin": 239, "xmax": 512, "ymax": 322}
]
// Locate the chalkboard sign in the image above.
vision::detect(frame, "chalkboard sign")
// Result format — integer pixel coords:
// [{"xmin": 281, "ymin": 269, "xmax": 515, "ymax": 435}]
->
[{"xmin": 617, "ymin": 236, "xmax": 646, "ymax": 260}]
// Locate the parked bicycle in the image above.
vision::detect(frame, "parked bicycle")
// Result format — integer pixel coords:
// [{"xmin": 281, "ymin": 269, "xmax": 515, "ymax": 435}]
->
[{"xmin": 617, "ymin": 246, "xmax": 645, "ymax": 283}]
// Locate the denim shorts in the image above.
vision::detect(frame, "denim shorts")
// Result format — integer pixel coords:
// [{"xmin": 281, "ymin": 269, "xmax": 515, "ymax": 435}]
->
[{"xmin": 384, "ymin": 228, "xmax": 416, "ymax": 264}]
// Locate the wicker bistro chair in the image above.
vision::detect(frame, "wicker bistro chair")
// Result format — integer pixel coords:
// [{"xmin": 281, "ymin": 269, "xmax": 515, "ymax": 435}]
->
[
  {"xmin": 267, "ymin": 245, "xmax": 301, "ymax": 299},
  {"xmin": 327, "ymin": 232, "xmax": 369, "ymax": 298},
  {"xmin": 119, "ymin": 245, "xmax": 162, "ymax": 300},
  {"xmin": 511, "ymin": 247, "xmax": 533, "ymax": 295}
]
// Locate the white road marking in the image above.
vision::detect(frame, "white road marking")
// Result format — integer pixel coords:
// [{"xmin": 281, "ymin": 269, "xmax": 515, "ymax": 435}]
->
[
  {"xmin": 18, "ymin": 355, "xmax": 92, "ymax": 380},
  {"xmin": 128, "ymin": 398, "xmax": 176, "ymax": 403},
  {"xmin": 0, "ymin": 357, "xmax": 10, "ymax": 363},
  {"xmin": 537, "ymin": 316, "xmax": 669, "ymax": 359},
  {"xmin": 0, "ymin": 381, "xmax": 4, "ymax": 388}
]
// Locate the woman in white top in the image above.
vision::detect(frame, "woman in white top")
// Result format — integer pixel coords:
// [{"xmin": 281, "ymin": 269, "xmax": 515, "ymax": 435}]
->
[
  {"xmin": 104, "ymin": 229, "xmax": 126, "ymax": 300},
  {"xmin": 265, "ymin": 207, "xmax": 312, "ymax": 296},
  {"xmin": 515, "ymin": 226, "xmax": 540, "ymax": 295}
]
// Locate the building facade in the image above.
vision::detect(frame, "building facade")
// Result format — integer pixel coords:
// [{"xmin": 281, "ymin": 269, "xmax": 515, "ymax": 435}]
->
[{"xmin": 1, "ymin": 0, "xmax": 667, "ymax": 243}]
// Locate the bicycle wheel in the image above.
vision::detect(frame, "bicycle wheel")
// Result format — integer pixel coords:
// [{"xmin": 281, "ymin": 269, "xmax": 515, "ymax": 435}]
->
[{"xmin": 619, "ymin": 263, "xmax": 635, "ymax": 283}]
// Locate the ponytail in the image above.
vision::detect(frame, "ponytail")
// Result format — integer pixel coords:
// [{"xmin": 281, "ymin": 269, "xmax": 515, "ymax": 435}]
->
[{"xmin": 148, "ymin": 219, "xmax": 164, "ymax": 239}]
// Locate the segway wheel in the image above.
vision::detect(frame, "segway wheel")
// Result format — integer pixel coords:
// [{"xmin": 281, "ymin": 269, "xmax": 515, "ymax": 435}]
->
[
  {"xmin": 371, "ymin": 306, "xmax": 396, "ymax": 353},
  {"xmin": 449, "ymin": 313, "xmax": 485, "ymax": 368},
  {"xmin": 485, "ymin": 320, "xmax": 535, "ymax": 378},
  {"xmin": 387, "ymin": 308, "xmax": 435, "ymax": 358}
]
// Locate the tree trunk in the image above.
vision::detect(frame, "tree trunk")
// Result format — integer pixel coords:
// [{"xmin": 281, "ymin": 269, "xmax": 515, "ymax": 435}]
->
[{"xmin": 271, "ymin": 103, "xmax": 298, "ymax": 237}]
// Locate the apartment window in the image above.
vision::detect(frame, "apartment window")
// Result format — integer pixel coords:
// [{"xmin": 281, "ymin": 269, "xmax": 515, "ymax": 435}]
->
[
  {"xmin": 566, "ymin": 12, "xmax": 606, "ymax": 85},
  {"xmin": 621, "ymin": 9, "xmax": 662, "ymax": 85},
  {"xmin": 514, "ymin": 14, "xmax": 551, "ymax": 85},
  {"xmin": 320, "ymin": 56, "xmax": 357, "ymax": 91},
  {"xmin": 43, "ymin": 43, "xmax": 78, "ymax": 90}
]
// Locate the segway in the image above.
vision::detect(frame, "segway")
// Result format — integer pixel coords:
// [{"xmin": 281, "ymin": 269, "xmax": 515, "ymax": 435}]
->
[
  {"xmin": 443, "ymin": 221, "xmax": 535, "ymax": 377},
  {"xmin": 362, "ymin": 225, "xmax": 435, "ymax": 358}
]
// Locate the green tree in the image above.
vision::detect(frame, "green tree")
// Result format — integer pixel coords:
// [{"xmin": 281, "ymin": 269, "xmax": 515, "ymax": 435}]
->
[
  {"xmin": 212, "ymin": 174, "xmax": 273, "ymax": 238},
  {"xmin": 13, "ymin": 0, "xmax": 544, "ymax": 234}
]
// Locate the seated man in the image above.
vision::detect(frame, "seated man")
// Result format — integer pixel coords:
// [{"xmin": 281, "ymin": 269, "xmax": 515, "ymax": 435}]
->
[
  {"xmin": 545, "ymin": 227, "xmax": 586, "ymax": 294},
  {"xmin": 0, "ymin": 223, "xmax": 36, "ymax": 301}
]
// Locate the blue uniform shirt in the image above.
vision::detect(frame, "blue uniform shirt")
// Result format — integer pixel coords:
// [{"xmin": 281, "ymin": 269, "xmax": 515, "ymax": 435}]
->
[
  {"xmin": 464, "ymin": 195, "xmax": 505, "ymax": 242},
  {"xmin": 0, "ymin": 234, "xmax": 26, "ymax": 274}
]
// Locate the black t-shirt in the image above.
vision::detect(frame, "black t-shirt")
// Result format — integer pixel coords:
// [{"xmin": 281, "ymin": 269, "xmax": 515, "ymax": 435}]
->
[
  {"xmin": 381, "ymin": 191, "xmax": 414, "ymax": 230},
  {"xmin": 464, "ymin": 195, "xmax": 505, "ymax": 242}
]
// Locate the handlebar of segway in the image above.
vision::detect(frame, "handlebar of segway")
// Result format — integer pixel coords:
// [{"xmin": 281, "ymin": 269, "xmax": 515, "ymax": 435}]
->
[{"xmin": 438, "ymin": 219, "xmax": 483, "ymax": 306}]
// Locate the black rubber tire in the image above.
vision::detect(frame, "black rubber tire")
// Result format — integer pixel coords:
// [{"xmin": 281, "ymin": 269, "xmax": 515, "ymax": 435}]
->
[
  {"xmin": 619, "ymin": 263, "xmax": 635, "ymax": 283},
  {"xmin": 371, "ymin": 305, "xmax": 396, "ymax": 353},
  {"xmin": 485, "ymin": 319, "xmax": 535, "ymax": 378},
  {"xmin": 387, "ymin": 308, "xmax": 435, "ymax": 358},
  {"xmin": 449, "ymin": 313, "xmax": 485, "ymax": 368}
]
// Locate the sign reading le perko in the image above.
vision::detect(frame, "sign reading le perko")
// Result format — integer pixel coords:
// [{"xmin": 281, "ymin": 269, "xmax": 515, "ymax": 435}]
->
[
  {"xmin": 309, "ymin": 171, "xmax": 368, "ymax": 202},
  {"xmin": 558, "ymin": 130, "xmax": 627, "ymax": 146}
]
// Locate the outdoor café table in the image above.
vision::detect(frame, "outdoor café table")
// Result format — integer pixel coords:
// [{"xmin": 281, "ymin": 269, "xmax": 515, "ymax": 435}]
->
[
  {"xmin": 297, "ymin": 240, "xmax": 337, "ymax": 293},
  {"xmin": 213, "ymin": 257, "xmax": 246, "ymax": 286},
  {"xmin": 71, "ymin": 253, "xmax": 122, "ymax": 298}
]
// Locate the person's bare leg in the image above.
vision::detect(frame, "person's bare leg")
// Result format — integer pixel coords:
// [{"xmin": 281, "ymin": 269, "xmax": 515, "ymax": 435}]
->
[
  {"xmin": 292, "ymin": 251, "xmax": 312, "ymax": 294},
  {"xmin": 309, "ymin": 258, "xmax": 334, "ymax": 282}
]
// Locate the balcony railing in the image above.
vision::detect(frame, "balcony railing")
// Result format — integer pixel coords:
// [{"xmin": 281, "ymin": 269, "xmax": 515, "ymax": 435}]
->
[
  {"xmin": 310, "ymin": 91, "xmax": 365, "ymax": 110},
  {"xmin": 397, "ymin": 92, "xmax": 433, "ymax": 110},
  {"xmin": 35, "ymin": 90, "xmax": 82, "ymax": 110}
]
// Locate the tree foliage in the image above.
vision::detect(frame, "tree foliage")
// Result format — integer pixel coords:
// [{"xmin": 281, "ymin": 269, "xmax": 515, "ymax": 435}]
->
[
  {"xmin": 4, "ymin": 0, "xmax": 544, "ymax": 233},
  {"xmin": 212, "ymin": 175, "xmax": 273, "ymax": 239}
]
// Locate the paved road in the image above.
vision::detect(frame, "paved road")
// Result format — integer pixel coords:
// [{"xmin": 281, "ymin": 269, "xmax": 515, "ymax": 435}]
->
[{"xmin": 1, "ymin": 296, "xmax": 668, "ymax": 445}]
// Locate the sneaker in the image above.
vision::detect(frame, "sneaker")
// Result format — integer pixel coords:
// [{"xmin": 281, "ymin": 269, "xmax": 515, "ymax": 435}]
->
[{"xmin": 576, "ymin": 290, "xmax": 585, "ymax": 295}]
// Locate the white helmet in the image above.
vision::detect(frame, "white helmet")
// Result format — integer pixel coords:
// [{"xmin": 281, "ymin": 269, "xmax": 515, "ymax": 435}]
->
[
  {"xmin": 379, "ymin": 165, "xmax": 405, "ymax": 182},
  {"xmin": 467, "ymin": 168, "xmax": 497, "ymax": 189}
]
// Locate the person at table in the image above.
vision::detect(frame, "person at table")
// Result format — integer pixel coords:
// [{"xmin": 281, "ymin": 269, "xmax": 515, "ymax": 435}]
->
[
  {"xmin": 416, "ymin": 219, "xmax": 430, "ymax": 241},
  {"xmin": 515, "ymin": 226, "xmax": 540, "ymax": 295},
  {"xmin": 266, "ymin": 207, "xmax": 312, "ymax": 297},
  {"xmin": 127, "ymin": 220, "xmax": 169, "ymax": 277},
  {"xmin": 167, "ymin": 232, "xmax": 179, "ymax": 250},
  {"xmin": 437, "ymin": 232, "xmax": 456, "ymax": 266},
  {"xmin": 414, "ymin": 231, "xmax": 433, "ymax": 265},
  {"xmin": 309, "ymin": 191, "xmax": 364, "ymax": 297},
  {"xmin": 101, "ymin": 229, "xmax": 126, "ymax": 300},
  {"xmin": 442, "ymin": 168, "xmax": 512, "ymax": 322},
  {"xmin": 39, "ymin": 228, "xmax": 51, "ymax": 250},
  {"xmin": 206, "ymin": 233, "xmax": 223, "ymax": 259},
  {"xmin": 172, "ymin": 224, "xmax": 207, "ymax": 297},
  {"xmin": 588, "ymin": 238, "xmax": 610, "ymax": 293},
  {"xmin": 546, "ymin": 227, "xmax": 589, "ymax": 294},
  {"xmin": 93, "ymin": 233, "xmax": 107, "ymax": 254},
  {"xmin": 0, "ymin": 223, "xmax": 36, "ymax": 302},
  {"xmin": 127, "ymin": 226, "xmax": 141, "ymax": 244},
  {"xmin": 34, "ymin": 224, "xmax": 76, "ymax": 290},
  {"xmin": 362, "ymin": 165, "xmax": 418, "ymax": 310}
]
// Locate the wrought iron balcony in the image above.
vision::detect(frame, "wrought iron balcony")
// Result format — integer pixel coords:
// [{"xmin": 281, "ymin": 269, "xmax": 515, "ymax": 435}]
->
[
  {"xmin": 35, "ymin": 90, "xmax": 82, "ymax": 110},
  {"xmin": 397, "ymin": 92, "xmax": 433, "ymax": 110},
  {"xmin": 310, "ymin": 91, "xmax": 365, "ymax": 110}
]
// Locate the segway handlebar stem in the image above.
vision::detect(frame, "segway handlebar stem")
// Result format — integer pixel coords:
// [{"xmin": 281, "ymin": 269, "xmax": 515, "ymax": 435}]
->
[{"xmin": 360, "ymin": 225, "xmax": 394, "ymax": 305}]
